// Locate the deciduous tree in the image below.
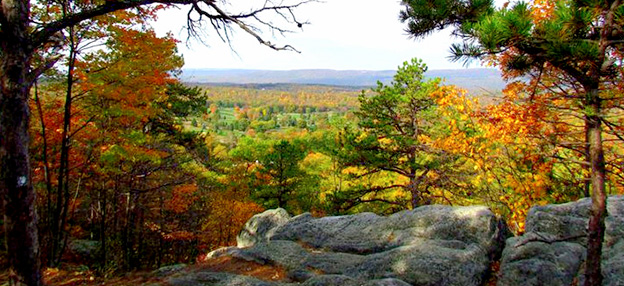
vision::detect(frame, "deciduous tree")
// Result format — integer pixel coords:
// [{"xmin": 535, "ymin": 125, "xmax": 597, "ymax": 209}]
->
[{"xmin": 0, "ymin": 0, "xmax": 314, "ymax": 283}]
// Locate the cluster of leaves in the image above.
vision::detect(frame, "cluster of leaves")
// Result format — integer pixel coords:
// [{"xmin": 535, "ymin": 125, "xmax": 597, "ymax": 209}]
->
[
  {"xmin": 29, "ymin": 25, "xmax": 260, "ymax": 274},
  {"xmin": 1, "ymin": 0, "xmax": 317, "ymax": 283}
]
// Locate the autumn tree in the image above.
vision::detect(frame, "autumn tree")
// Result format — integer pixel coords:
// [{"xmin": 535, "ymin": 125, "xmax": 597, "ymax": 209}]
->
[
  {"xmin": 400, "ymin": 0, "xmax": 624, "ymax": 283},
  {"xmin": 30, "ymin": 6, "xmax": 158, "ymax": 268},
  {"xmin": 435, "ymin": 79, "xmax": 584, "ymax": 231},
  {"xmin": 337, "ymin": 59, "xmax": 469, "ymax": 211},
  {"xmin": 78, "ymin": 27, "xmax": 190, "ymax": 271},
  {"xmin": 0, "ymin": 0, "xmax": 315, "ymax": 284},
  {"xmin": 29, "ymin": 25, "xmax": 209, "ymax": 272}
]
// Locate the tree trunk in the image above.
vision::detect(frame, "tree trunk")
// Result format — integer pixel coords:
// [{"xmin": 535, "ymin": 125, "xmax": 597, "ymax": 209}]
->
[
  {"xmin": 408, "ymin": 168, "xmax": 430, "ymax": 209},
  {"xmin": 0, "ymin": 0, "xmax": 43, "ymax": 284},
  {"xmin": 584, "ymin": 98, "xmax": 607, "ymax": 286},
  {"xmin": 33, "ymin": 82, "xmax": 54, "ymax": 266},
  {"xmin": 51, "ymin": 26, "xmax": 77, "ymax": 267},
  {"xmin": 583, "ymin": 122, "xmax": 591, "ymax": 198},
  {"xmin": 408, "ymin": 176, "xmax": 419, "ymax": 210},
  {"xmin": 100, "ymin": 188, "xmax": 107, "ymax": 270}
]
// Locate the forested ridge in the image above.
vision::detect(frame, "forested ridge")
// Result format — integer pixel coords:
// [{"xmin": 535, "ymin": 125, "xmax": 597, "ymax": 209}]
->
[
  {"xmin": 0, "ymin": 0, "xmax": 623, "ymax": 285},
  {"xmin": 181, "ymin": 68, "xmax": 506, "ymax": 92}
]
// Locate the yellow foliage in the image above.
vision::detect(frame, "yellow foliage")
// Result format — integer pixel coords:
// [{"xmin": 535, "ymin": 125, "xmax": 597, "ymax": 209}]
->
[{"xmin": 199, "ymin": 191, "xmax": 264, "ymax": 251}]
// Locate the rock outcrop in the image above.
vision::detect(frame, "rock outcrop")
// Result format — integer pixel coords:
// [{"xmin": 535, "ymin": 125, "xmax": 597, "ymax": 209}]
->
[
  {"xmin": 498, "ymin": 196, "xmax": 624, "ymax": 286},
  {"xmin": 165, "ymin": 205, "xmax": 509, "ymax": 286},
  {"xmin": 160, "ymin": 196, "xmax": 624, "ymax": 285}
]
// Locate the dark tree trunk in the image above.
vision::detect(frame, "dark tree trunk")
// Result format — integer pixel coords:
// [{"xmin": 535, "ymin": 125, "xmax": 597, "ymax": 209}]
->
[
  {"xmin": 584, "ymin": 96, "xmax": 607, "ymax": 286},
  {"xmin": 583, "ymin": 123, "xmax": 591, "ymax": 198},
  {"xmin": 408, "ymin": 168, "xmax": 430, "ymax": 209},
  {"xmin": 99, "ymin": 188, "xmax": 108, "ymax": 270},
  {"xmin": 408, "ymin": 175, "xmax": 419, "ymax": 210},
  {"xmin": 33, "ymin": 82, "xmax": 54, "ymax": 266},
  {"xmin": 0, "ymin": 1, "xmax": 43, "ymax": 284},
  {"xmin": 51, "ymin": 25, "xmax": 77, "ymax": 267}
]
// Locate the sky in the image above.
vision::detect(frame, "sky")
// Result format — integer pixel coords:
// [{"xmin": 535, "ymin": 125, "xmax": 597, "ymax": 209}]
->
[{"xmin": 151, "ymin": 0, "xmax": 479, "ymax": 71}]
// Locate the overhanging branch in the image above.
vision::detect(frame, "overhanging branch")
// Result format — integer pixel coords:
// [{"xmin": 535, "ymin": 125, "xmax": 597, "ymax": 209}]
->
[
  {"xmin": 202, "ymin": 1, "xmax": 303, "ymax": 52},
  {"xmin": 32, "ymin": 0, "xmax": 314, "ymax": 54}
]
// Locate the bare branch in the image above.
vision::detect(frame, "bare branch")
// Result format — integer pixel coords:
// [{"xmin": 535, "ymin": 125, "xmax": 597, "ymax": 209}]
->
[
  {"xmin": 603, "ymin": 119, "xmax": 624, "ymax": 142},
  {"xmin": 233, "ymin": 0, "xmax": 315, "ymax": 20},
  {"xmin": 32, "ymin": 0, "xmax": 314, "ymax": 54},
  {"xmin": 68, "ymin": 116, "xmax": 96, "ymax": 140},
  {"xmin": 28, "ymin": 55, "xmax": 62, "ymax": 85},
  {"xmin": 32, "ymin": 0, "xmax": 173, "ymax": 47},
  {"xmin": 205, "ymin": 1, "xmax": 302, "ymax": 52},
  {"xmin": 357, "ymin": 198, "xmax": 407, "ymax": 207}
]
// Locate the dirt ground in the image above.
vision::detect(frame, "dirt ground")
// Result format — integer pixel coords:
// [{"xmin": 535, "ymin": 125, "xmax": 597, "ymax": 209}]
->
[{"xmin": 0, "ymin": 256, "xmax": 289, "ymax": 286}]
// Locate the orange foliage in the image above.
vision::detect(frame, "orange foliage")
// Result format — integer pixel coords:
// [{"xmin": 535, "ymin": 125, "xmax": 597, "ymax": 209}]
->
[
  {"xmin": 199, "ymin": 191, "xmax": 264, "ymax": 251},
  {"xmin": 434, "ymin": 82, "xmax": 562, "ymax": 232},
  {"xmin": 530, "ymin": 0, "xmax": 556, "ymax": 23},
  {"xmin": 165, "ymin": 184, "xmax": 199, "ymax": 214}
]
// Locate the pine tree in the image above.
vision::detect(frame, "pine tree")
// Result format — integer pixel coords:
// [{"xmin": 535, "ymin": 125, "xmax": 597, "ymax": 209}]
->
[{"xmin": 400, "ymin": 0, "xmax": 624, "ymax": 283}]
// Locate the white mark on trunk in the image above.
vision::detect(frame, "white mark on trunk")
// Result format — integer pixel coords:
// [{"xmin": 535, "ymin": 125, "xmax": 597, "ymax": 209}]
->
[{"xmin": 17, "ymin": 176, "xmax": 27, "ymax": 187}]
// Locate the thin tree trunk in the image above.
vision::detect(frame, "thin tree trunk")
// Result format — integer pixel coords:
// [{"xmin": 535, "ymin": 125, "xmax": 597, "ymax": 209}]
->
[
  {"xmin": 583, "ymin": 1, "xmax": 619, "ymax": 283},
  {"xmin": 123, "ymin": 192, "xmax": 130, "ymax": 271},
  {"xmin": 157, "ymin": 190, "xmax": 164, "ymax": 268},
  {"xmin": 584, "ymin": 98, "xmax": 607, "ymax": 286},
  {"xmin": 33, "ymin": 81, "xmax": 54, "ymax": 265},
  {"xmin": 0, "ymin": 0, "xmax": 42, "ymax": 283},
  {"xmin": 583, "ymin": 122, "xmax": 591, "ymax": 198},
  {"xmin": 100, "ymin": 188, "xmax": 107, "ymax": 270},
  {"xmin": 51, "ymin": 25, "xmax": 77, "ymax": 267},
  {"xmin": 408, "ymin": 175, "xmax": 419, "ymax": 210},
  {"xmin": 136, "ymin": 202, "xmax": 145, "ymax": 269}
]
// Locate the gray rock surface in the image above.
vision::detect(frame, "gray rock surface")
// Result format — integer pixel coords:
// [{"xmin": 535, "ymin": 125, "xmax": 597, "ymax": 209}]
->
[
  {"xmin": 238, "ymin": 208, "xmax": 291, "ymax": 248},
  {"xmin": 167, "ymin": 271, "xmax": 279, "ymax": 286},
  {"xmin": 166, "ymin": 272, "xmax": 413, "ymax": 286},
  {"xmin": 67, "ymin": 239, "xmax": 100, "ymax": 263},
  {"xmin": 153, "ymin": 263, "xmax": 188, "ymax": 277},
  {"xmin": 201, "ymin": 205, "xmax": 508, "ymax": 286},
  {"xmin": 498, "ymin": 195, "xmax": 624, "ymax": 286}
]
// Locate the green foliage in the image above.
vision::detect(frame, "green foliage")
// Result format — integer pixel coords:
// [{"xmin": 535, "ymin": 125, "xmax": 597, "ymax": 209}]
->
[
  {"xmin": 166, "ymin": 83, "xmax": 208, "ymax": 117},
  {"xmin": 400, "ymin": 0, "xmax": 494, "ymax": 38},
  {"xmin": 401, "ymin": 0, "xmax": 624, "ymax": 283},
  {"xmin": 254, "ymin": 140, "xmax": 308, "ymax": 211},
  {"xmin": 335, "ymin": 58, "xmax": 463, "ymax": 211}
]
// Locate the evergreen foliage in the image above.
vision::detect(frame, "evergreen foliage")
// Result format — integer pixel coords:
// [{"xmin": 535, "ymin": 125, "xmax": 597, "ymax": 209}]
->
[
  {"xmin": 400, "ymin": 0, "xmax": 624, "ymax": 283},
  {"xmin": 335, "ymin": 59, "xmax": 466, "ymax": 211}
]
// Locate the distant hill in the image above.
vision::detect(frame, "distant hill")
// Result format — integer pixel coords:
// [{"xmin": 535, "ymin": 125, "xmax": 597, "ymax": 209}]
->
[{"xmin": 181, "ymin": 68, "xmax": 506, "ymax": 93}]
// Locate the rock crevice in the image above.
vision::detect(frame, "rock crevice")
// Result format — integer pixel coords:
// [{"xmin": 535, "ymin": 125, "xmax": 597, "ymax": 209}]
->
[{"xmin": 498, "ymin": 196, "xmax": 624, "ymax": 286}]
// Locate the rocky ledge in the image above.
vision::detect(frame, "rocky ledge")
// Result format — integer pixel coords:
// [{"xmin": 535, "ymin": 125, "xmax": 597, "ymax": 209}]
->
[
  {"xmin": 164, "ymin": 205, "xmax": 509, "ymax": 286},
  {"xmin": 159, "ymin": 196, "xmax": 624, "ymax": 286},
  {"xmin": 499, "ymin": 196, "xmax": 624, "ymax": 286}
]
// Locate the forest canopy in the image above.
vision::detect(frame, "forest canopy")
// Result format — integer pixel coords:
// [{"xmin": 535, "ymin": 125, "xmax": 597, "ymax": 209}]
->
[{"xmin": 0, "ymin": 0, "xmax": 623, "ymax": 285}]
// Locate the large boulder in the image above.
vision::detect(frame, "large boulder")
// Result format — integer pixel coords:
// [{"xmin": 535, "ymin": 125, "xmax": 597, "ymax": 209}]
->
[
  {"xmin": 191, "ymin": 205, "xmax": 509, "ymax": 286},
  {"xmin": 238, "ymin": 208, "xmax": 291, "ymax": 248},
  {"xmin": 66, "ymin": 239, "xmax": 100, "ymax": 264},
  {"xmin": 498, "ymin": 196, "xmax": 624, "ymax": 286}
]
